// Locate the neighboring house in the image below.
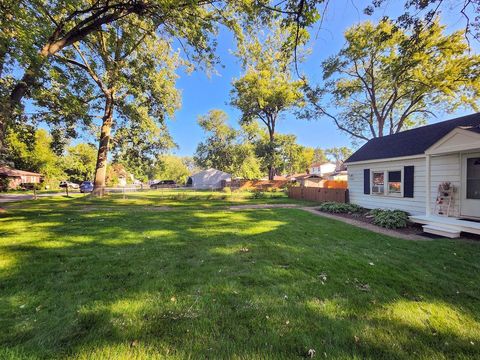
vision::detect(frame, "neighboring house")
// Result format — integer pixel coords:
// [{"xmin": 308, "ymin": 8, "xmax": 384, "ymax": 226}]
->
[
  {"xmin": 345, "ymin": 112, "xmax": 480, "ymax": 238},
  {"xmin": 293, "ymin": 174, "xmax": 323, "ymax": 187},
  {"xmin": 187, "ymin": 168, "xmax": 231, "ymax": 189},
  {"xmin": 0, "ymin": 166, "xmax": 43, "ymax": 189},
  {"xmin": 309, "ymin": 162, "xmax": 337, "ymax": 176},
  {"xmin": 326, "ymin": 170, "xmax": 348, "ymax": 181},
  {"xmin": 325, "ymin": 163, "xmax": 348, "ymax": 181}
]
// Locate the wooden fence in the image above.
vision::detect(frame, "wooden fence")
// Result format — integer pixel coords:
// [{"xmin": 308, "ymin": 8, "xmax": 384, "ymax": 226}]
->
[
  {"xmin": 222, "ymin": 179, "xmax": 289, "ymax": 190},
  {"xmin": 288, "ymin": 186, "xmax": 349, "ymax": 203}
]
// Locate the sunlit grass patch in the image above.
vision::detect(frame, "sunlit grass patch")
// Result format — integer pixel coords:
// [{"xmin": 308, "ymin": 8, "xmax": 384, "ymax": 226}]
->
[{"xmin": 0, "ymin": 192, "xmax": 479, "ymax": 359}]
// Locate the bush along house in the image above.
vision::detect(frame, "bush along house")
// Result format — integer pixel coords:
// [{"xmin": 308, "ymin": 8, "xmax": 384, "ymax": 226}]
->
[{"xmin": 345, "ymin": 113, "xmax": 480, "ymax": 238}]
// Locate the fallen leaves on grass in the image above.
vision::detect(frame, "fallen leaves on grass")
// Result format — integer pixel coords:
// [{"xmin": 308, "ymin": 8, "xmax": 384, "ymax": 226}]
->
[
  {"xmin": 318, "ymin": 273, "xmax": 327, "ymax": 285},
  {"xmin": 305, "ymin": 348, "xmax": 316, "ymax": 358},
  {"xmin": 354, "ymin": 278, "xmax": 371, "ymax": 292}
]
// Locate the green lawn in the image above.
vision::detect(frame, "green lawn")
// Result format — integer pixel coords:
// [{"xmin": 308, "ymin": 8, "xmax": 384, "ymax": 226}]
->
[{"xmin": 1, "ymin": 192, "xmax": 479, "ymax": 359}]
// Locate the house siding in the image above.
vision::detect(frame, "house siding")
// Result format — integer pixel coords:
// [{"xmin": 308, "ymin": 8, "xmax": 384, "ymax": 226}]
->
[{"xmin": 348, "ymin": 154, "xmax": 462, "ymax": 215}]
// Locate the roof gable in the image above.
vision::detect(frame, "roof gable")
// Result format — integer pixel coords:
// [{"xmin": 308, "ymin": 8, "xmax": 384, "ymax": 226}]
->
[
  {"xmin": 0, "ymin": 166, "xmax": 42, "ymax": 177},
  {"xmin": 426, "ymin": 127, "xmax": 480, "ymax": 155},
  {"xmin": 346, "ymin": 113, "xmax": 480, "ymax": 163}
]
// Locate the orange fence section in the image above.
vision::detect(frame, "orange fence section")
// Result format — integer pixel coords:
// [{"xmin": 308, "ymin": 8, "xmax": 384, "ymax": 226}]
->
[
  {"xmin": 321, "ymin": 180, "xmax": 348, "ymax": 189},
  {"xmin": 288, "ymin": 186, "xmax": 349, "ymax": 203}
]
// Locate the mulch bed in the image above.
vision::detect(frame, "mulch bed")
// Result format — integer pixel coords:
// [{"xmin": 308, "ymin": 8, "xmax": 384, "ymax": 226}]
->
[
  {"xmin": 324, "ymin": 210, "xmax": 425, "ymax": 237},
  {"xmin": 316, "ymin": 209, "xmax": 480, "ymax": 241}
]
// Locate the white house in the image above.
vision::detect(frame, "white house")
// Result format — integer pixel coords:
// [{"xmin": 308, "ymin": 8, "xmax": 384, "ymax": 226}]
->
[
  {"xmin": 186, "ymin": 168, "xmax": 231, "ymax": 189},
  {"xmin": 345, "ymin": 113, "xmax": 480, "ymax": 238},
  {"xmin": 309, "ymin": 162, "xmax": 337, "ymax": 176}
]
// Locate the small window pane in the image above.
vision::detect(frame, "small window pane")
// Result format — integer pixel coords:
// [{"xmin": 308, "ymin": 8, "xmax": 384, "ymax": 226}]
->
[
  {"xmin": 372, "ymin": 172, "xmax": 384, "ymax": 194},
  {"xmin": 389, "ymin": 182, "xmax": 401, "ymax": 193},
  {"xmin": 467, "ymin": 158, "xmax": 480, "ymax": 199},
  {"xmin": 388, "ymin": 171, "xmax": 401, "ymax": 182}
]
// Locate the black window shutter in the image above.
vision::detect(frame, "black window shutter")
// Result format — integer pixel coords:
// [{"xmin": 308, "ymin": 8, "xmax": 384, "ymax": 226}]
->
[
  {"xmin": 363, "ymin": 169, "xmax": 370, "ymax": 194},
  {"xmin": 404, "ymin": 166, "xmax": 414, "ymax": 198}
]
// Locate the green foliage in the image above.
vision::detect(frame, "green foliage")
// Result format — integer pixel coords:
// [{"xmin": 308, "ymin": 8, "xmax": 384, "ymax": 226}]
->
[
  {"xmin": 318, "ymin": 202, "xmax": 364, "ymax": 213},
  {"xmin": 151, "ymin": 155, "xmax": 190, "ymax": 184},
  {"xmin": 250, "ymin": 189, "xmax": 266, "ymax": 199},
  {"xmin": 63, "ymin": 143, "xmax": 97, "ymax": 182},
  {"xmin": 0, "ymin": 177, "xmax": 9, "ymax": 191},
  {"xmin": 194, "ymin": 110, "xmax": 263, "ymax": 179},
  {"xmin": 304, "ymin": 18, "xmax": 480, "ymax": 142},
  {"xmin": 5, "ymin": 128, "xmax": 65, "ymax": 188},
  {"xmin": 326, "ymin": 147, "xmax": 352, "ymax": 163},
  {"xmin": 231, "ymin": 22, "xmax": 307, "ymax": 179},
  {"xmin": 370, "ymin": 209, "xmax": 410, "ymax": 229},
  {"xmin": 2, "ymin": 191, "xmax": 480, "ymax": 359}
]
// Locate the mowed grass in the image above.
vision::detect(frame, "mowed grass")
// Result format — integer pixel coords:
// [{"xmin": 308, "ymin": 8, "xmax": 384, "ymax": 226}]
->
[{"xmin": 0, "ymin": 192, "xmax": 479, "ymax": 359}]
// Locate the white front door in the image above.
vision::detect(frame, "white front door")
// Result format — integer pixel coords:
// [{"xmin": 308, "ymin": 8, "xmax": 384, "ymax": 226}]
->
[{"xmin": 461, "ymin": 153, "xmax": 480, "ymax": 218}]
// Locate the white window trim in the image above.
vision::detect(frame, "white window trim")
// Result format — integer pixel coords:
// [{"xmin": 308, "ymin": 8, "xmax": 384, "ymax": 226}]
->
[{"xmin": 371, "ymin": 169, "xmax": 403, "ymax": 197}]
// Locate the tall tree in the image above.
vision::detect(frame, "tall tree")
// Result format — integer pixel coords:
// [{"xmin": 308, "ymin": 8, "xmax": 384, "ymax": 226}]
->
[
  {"xmin": 62, "ymin": 19, "xmax": 180, "ymax": 194},
  {"xmin": 194, "ymin": 109, "xmax": 263, "ymax": 179},
  {"xmin": 303, "ymin": 19, "xmax": 480, "ymax": 142},
  {"xmin": 231, "ymin": 23, "xmax": 306, "ymax": 179},
  {"xmin": 0, "ymin": 0, "xmax": 322, "ymax": 161},
  {"xmin": 63, "ymin": 143, "xmax": 97, "ymax": 182},
  {"xmin": 194, "ymin": 110, "xmax": 238, "ymax": 172}
]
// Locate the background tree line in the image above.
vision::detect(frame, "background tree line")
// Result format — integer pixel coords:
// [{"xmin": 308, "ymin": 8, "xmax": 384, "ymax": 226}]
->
[
  {"xmin": 194, "ymin": 109, "xmax": 351, "ymax": 179},
  {"xmin": 1, "ymin": 0, "xmax": 478, "ymax": 190}
]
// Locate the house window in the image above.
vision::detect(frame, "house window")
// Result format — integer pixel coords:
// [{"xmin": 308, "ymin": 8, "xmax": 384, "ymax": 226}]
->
[
  {"xmin": 372, "ymin": 172, "xmax": 384, "ymax": 194},
  {"xmin": 371, "ymin": 170, "xmax": 402, "ymax": 196},
  {"xmin": 388, "ymin": 171, "xmax": 402, "ymax": 194}
]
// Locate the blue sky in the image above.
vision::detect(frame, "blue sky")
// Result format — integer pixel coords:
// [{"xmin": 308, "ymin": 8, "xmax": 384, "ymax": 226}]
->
[{"xmin": 167, "ymin": 0, "xmax": 479, "ymax": 156}]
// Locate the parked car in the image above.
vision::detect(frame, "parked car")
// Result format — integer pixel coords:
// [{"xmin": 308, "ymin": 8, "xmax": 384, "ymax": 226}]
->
[
  {"xmin": 150, "ymin": 180, "xmax": 177, "ymax": 189},
  {"xmin": 59, "ymin": 181, "xmax": 79, "ymax": 189},
  {"xmin": 80, "ymin": 181, "xmax": 94, "ymax": 193}
]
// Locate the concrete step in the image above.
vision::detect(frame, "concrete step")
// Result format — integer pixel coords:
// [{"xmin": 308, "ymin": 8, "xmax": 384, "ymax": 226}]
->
[{"xmin": 422, "ymin": 224, "xmax": 461, "ymax": 238}]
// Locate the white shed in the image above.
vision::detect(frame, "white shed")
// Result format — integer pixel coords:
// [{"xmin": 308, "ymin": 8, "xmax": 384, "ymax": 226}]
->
[{"xmin": 187, "ymin": 168, "xmax": 231, "ymax": 189}]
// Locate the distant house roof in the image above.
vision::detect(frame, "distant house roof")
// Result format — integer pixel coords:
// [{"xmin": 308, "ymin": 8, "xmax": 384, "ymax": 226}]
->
[
  {"xmin": 310, "ymin": 162, "xmax": 334, "ymax": 168},
  {"xmin": 0, "ymin": 166, "xmax": 42, "ymax": 177},
  {"xmin": 296, "ymin": 174, "xmax": 322, "ymax": 179},
  {"xmin": 345, "ymin": 113, "xmax": 480, "ymax": 163}
]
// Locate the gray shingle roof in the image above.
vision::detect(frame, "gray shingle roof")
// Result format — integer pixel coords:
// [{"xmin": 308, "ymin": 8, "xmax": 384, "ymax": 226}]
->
[{"xmin": 345, "ymin": 113, "xmax": 480, "ymax": 163}]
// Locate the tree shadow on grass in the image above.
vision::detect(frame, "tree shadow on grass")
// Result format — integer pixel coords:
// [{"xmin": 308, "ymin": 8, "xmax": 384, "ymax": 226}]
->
[{"xmin": 0, "ymin": 205, "xmax": 480, "ymax": 359}]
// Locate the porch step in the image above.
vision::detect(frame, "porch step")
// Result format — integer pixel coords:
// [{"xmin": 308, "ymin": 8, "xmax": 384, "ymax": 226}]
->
[{"xmin": 422, "ymin": 224, "xmax": 461, "ymax": 238}]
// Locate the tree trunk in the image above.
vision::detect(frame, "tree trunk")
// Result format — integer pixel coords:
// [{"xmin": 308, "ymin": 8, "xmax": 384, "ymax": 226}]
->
[
  {"xmin": 92, "ymin": 93, "xmax": 114, "ymax": 196},
  {"xmin": 267, "ymin": 128, "xmax": 276, "ymax": 181}
]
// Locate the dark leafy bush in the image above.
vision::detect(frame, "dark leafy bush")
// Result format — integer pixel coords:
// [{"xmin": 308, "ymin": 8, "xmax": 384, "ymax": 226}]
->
[
  {"xmin": 251, "ymin": 189, "xmax": 266, "ymax": 199},
  {"xmin": 0, "ymin": 178, "xmax": 10, "ymax": 192},
  {"xmin": 318, "ymin": 202, "xmax": 364, "ymax": 213},
  {"xmin": 370, "ymin": 209, "xmax": 409, "ymax": 229}
]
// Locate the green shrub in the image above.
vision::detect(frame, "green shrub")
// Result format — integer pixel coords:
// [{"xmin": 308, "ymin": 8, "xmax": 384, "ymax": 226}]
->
[
  {"xmin": 251, "ymin": 189, "xmax": 266, "ymax": 199},
  {"xmin": 318, "ymin": 202, "xmax": 363, "ymax": 214},
  {"xmin": 222, "ymin": 187, "xmax": 232, "ymax": 194},
  {"xmin": 0, "ymin": 178, "xmax": 10, "ymax": 192},
  {"xmin": 370, "ymin": 209, "xmax": 409, "ymax": 229}
]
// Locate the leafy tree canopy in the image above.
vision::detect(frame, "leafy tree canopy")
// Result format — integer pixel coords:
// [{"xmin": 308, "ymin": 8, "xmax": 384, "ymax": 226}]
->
[{"xmin": 303, "ymin": 18, "xmax": 480, "ymax": 142}]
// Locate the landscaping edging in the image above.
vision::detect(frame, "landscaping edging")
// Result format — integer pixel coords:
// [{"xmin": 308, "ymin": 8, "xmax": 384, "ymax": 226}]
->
[{"xmin": 301, "ymin": 207, "xmax": 431, "ymax": 241}]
